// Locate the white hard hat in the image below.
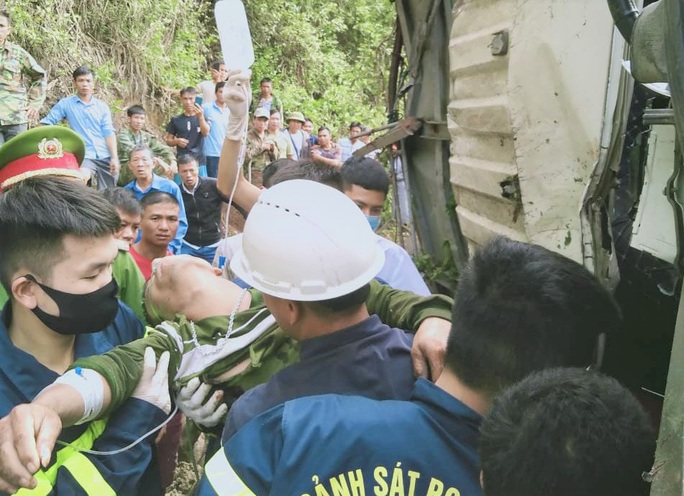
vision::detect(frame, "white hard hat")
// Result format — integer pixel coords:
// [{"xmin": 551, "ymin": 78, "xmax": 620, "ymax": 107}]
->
[{"xmin": 230, "ymin": 179, "xmax": 385, "ymax": 301}]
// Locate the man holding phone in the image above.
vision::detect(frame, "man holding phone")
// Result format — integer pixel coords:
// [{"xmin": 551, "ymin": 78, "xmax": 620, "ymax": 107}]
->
[{"xmin": 164, "ymin": 87, "xmax": 210, "ymax": 172}]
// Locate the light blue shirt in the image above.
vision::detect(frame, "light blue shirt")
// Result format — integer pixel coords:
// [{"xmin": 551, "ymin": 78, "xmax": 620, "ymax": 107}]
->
[
  {"xmin": 202, "ymin": 102, "xmax": 230, "ymax": 157},
  {"xmin": 123, "ymin": 174, "xmax": 188, "ymax": 254},
  {"xmin": 338, "ymin": 137, "xmax": 353, "ymax": 162},
  {"xmin": 40, "ymin": 95, "xmax": 115, "ymax": 160},
  {"xmin": 376, "ymin": 235, "xmax": 431, "ymax": 296}
]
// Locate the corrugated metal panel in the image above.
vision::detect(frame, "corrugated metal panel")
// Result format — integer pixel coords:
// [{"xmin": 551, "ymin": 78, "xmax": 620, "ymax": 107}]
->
[
  {"xmin": 448, "ymin": 0, "xmax": 521, "ymax": 249},
  {"xmin": 448, "ymin": 0, "xmax": 616, "ymax": 261}
]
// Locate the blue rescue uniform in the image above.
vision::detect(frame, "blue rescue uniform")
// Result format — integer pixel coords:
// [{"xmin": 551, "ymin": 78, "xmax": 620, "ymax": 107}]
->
[
  {"xmin": 199, "ymin": 378, "xmax": 482, "ymax": 496},
  {"xmin": 223, "ymin": 315, "xmax": 415, "ymax": 439},
  {"xmin": 0, "ymin": 301, "xmax": 165, "ymax": 496}
]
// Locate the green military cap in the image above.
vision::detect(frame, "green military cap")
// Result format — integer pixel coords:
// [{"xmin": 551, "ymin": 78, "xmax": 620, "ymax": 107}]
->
[
  {"xmin": 285, "ymin": 111, "xmax": 305, "ymax": 123},
  {"xmin": 0, "ymin": 126, "xmax": 85, "ymax": 191},
  {"xmin": 254, "ymin": 107, "xmax": 270, "ymax": 119}
]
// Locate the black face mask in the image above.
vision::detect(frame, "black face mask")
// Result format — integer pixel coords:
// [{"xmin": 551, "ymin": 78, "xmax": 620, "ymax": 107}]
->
[{"xmin": 25, "ymin": 275, "xmax": 119, "ymax": 335}]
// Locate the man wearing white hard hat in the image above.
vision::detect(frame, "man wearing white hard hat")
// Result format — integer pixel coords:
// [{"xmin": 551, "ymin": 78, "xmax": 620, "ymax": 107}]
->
[{"xmin": 222, "ymin": 179, "xmax": 419, "ymax": 438}]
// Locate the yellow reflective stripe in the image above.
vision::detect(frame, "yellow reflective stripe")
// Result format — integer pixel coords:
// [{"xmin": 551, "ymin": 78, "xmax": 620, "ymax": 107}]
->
[
  {"xmin": 14, "ymin": 420, "xmax": 109, "ymax": 495},
  {"xmin": 62, "ymin": 453, "xmax": 115, "ymax": 496},
  {"xmin": 205, "ymin": 448, "xmax": 256, "ymax": 496},
  {"xmin": 15, "ymin": 472, "xmax": 51, "ymax": 496}
]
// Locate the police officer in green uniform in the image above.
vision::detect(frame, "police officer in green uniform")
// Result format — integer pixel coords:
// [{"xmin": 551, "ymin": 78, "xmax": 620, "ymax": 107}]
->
[
  {"xmin": 0, "ymin": 126, "xmax": 146, "ymax": 321},
  {"xmin": 0, "ymin": 172, "xmax": 169, "ymax": 495}
]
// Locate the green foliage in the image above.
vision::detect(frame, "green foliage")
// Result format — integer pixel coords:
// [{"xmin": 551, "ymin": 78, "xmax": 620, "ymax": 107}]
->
[
  {"xmin": 3, "ymin": 0, "xmax": 395, "ymax": 136},
  {"xmin": 243, "ymin": 0, "xmax": 395, "ymax": 138},
  {"xmin": 5, "ymin": 0, "xmax": 212, "ymax": 118},
  {"xmin": 413, "ymin": 240, "xmax": 459, "ymax": 290}
]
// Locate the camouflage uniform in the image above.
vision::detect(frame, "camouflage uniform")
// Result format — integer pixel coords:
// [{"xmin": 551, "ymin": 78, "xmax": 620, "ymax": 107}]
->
[
  {"xmin": 72, "ymin": 281, "xmax": 454, "ymax": 418},
  {"xmin": 245, "ymin": 128, "xmax": 280, "ymax": 187},
  {"xmin": 117, "ymin": 127, "xmax": 176, "ymax": 186},
  {"xmin": 0, "ymin": 41, "xmax": 45, "ymax": 142},
  {"xmin": 246, "ymin": 129, "xmax": 278, "ymax": 170}
]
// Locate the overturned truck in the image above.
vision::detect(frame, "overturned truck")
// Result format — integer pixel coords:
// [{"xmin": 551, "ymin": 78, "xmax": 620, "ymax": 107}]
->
[{"xmin": 390, "ymin": 0, "xmax": 684, "ymax": 493}]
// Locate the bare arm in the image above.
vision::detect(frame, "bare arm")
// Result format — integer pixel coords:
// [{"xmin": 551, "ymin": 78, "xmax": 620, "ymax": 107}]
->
[
  {"xmin": 36, "ymin": 379, "xmax": 112, "ymax": 427},
  {"xmin": 217, "ymin": 137, "xmax": 261, "ymax": 211},
  {"xmin": 0, "ymin": 379, "xmax": 111, "ymax": 493},
  {"xmin": 0, "ymin": 349, "xmax": 168, "ymax": 493},
  {"xmin": 197, "ymin": 105, "xmax": 211, "ymax": 136},
  {"xmin": 105, "ymin": 134, "xmax": 120, "ymax": 175},
  {"xmin": 105, "ymin": 135, "xmax": 119, "ymax": 163},
  {"xmin": 312, "ymin": 153, "xmax": 342, "ymax": 168}
]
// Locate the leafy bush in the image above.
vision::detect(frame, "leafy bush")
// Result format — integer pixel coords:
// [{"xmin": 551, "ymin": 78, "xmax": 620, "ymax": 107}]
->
[
  {"xmin": 5, "ymin": 0, "xmax": 395, "ymax": 137},
  {"xmin": 6, "ymin": 0, "xmax": 211, "ymax": 120},
  {"xmin": 243, "ymin": 0, "xmax": 395, "ymax": 137}
]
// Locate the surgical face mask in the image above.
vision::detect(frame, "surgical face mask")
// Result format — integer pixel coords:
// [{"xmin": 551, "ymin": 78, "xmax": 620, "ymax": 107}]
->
[
  {"xmin": 25, "ymin": 275, "xmax": 119, "ymax": 335},
  {"xmin": 366, "ymin": 215, "xmax": 381, "ymax": 232}
]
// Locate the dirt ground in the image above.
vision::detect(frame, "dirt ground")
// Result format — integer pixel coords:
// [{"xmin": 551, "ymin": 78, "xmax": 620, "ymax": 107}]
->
[
  {"xmin": 165, "ymin": 461, "xmax": 202, "ymax": 496},
  {"xmin": 165, "ymin": 433, "xmax": 208, "ymax": 496}
]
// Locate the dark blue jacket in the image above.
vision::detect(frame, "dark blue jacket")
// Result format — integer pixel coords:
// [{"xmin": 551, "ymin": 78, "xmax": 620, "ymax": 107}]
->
[
  {"xmin": 0, "ymin": 301, "xmax": 164, "ymax": 496},
  {"xmin": 223, "ymin": 314, "xmax": 415, "ymax": 440},
  {"xmin": 199, "ymin": 379, "xmax": 482, "ymax": 496}
]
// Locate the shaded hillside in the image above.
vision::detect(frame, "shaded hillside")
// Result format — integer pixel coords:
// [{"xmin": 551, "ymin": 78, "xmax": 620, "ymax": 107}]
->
[{"xmin": 6, "ymin": 0, "xmax": 395, "ymax": 134}]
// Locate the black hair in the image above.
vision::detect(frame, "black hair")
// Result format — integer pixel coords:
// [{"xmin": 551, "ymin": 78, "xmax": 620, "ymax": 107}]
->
[
  {"xmin": 0, "ymin": 178, "xmax": 120, "ymax": 290},
  {"xmin": 99, "ymin": 187, "xmax": 142, "ymax": 217},
  {"xmin": 260, "ymin": 77, "xmax": 273, "ymax": 85},
  {"xmin": 317, "ymin": 126, "xmax": 330, "ymax": 135},
  {"xmin": 72, "ymin": 66, "xmax": 93, "ymax": 80},
  {"xmin": 340, "ymin": 157, "xmax": 389, "ymax": 196},
  {"xmin": 177, "ymin": 154, "xmax": 198, "ymax": 167},
  {"xmin": 0, "ymin": 9, "xmax": 11, "ymax": 24},
  {"xmin": 269, "ymin": 108, "xmax": 281, "ymax": 116},
  {"xmin": 304, "ymin": 118, "xmax": 313, "ymax": 125},
  {"xmin": 263, "ymin": 159, "xmax": 296, "ymax": 188},
  {"xmin": 141, "ymin": 191, "xmax": 179, "ymax": 210},
  {"xmin": 447, "ymin": 236, "xmax": 622, "ymax": 395},
  {"xmin": 270, "ymin": 160, "xmax": 343, "ymax": 191},
  {"xmin": 480, "ymin": 368, "xmax": 655, "ymax": 496},
  {"xmin": 211, "ymin": 60, "xmax": 224, "ymax": 71},
  {"xmin": 180, "ymin": 86, "xmax": 197, "ymax": 97},
  {"xmin": 349, "ymin": 121, "xmax": 362, "ymax": 130},
  {"xmin": 307, "ymin": 284, "xmax": 371, "ymax": 317},
  {"xmin": 126, "ymin": 105, "xmax": 146, "ymax": 117},
  {"xmin": 215, "ymin": 81, "xmax": 227, "ymax": 94}
]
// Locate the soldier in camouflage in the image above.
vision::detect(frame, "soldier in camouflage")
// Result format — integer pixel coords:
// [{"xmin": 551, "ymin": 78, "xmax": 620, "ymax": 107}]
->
[
  {"xmin": 117, "ymin": 105, "xmax": 177, "ymax": 186},
  {"xmin": 0, "ymin": 8, "xmax": 46, "ymax": 144},
  {"xmin": 245, "ymin": 107, "xmax": 279, "ymax": 187}
]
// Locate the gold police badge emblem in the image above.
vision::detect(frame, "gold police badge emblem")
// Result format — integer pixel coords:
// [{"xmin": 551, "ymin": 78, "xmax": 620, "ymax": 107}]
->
[{"xmin": 38, "ymin": 138, "xmax": 64, "ymax": 159}]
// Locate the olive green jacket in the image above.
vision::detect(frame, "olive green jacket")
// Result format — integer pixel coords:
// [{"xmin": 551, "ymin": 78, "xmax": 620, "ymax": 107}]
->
[{"xmin": 73, "ymin": 281, "xmax": 453, "ymax": 415}]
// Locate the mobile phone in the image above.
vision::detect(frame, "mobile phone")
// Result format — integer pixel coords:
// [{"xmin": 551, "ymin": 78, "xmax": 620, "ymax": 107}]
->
[{"xmin": 195, "ymin": 96, "xmax": 203, "ymax": 106}]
